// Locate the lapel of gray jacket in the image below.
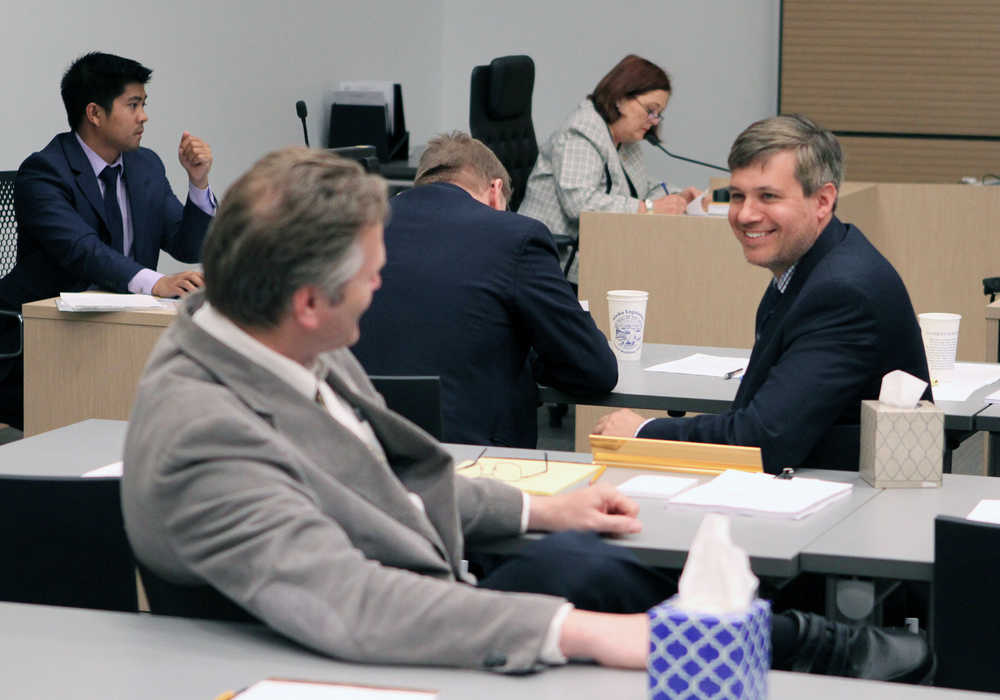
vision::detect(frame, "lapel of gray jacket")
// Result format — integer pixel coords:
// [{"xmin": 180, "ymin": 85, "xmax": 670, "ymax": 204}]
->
[
  {"xmin": 318, "ymin": 361, "xmax": 461, "ymax": 568},
  {"xmin": 174, "ymin": 299, "xmax": 456, "ymax": 568}
]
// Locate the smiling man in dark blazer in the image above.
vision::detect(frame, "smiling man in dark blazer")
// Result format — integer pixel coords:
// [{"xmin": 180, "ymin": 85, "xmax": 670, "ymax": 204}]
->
[
  {"xmin": 595, "ymin": 115, "xmax": 931, "ymax": 473},
  {"xmin": 351, "ymin": 132, "xmax": 617, "ymax": 447},
  {"xmin": 0, "ymin": 51, "xmax": 215, "ymax": 428}
]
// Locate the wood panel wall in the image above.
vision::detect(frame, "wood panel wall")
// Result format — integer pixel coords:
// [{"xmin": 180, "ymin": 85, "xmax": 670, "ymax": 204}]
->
[{"xmin": 780, "ymin": 0, "xmax": 1000, "ymax": 183}]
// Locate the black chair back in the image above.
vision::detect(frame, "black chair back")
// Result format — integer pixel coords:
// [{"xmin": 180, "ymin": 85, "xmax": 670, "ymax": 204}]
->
[
  {"xmin": 369, "ymin": 375, "xmax": 442, "ymax": 440},
  {"xmin": 469, "ymin": 55, "xmax": 538, "ymax": 212},
  {"xmin": 0, "ymin": 475, "xmax": 137, "ymax": 611},
  {"xmin": 933, "ymin": 514, "xmax": 1000, "ymax": 692},
  {"xmin": 137, "ymin": 561, "xmax": 256, "ymax": 622},
  {"xmin": 0, "ymin": 170, "xmax": 17, "ymax": 277}
]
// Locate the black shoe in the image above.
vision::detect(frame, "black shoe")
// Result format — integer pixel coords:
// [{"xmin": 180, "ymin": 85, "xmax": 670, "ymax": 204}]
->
[{"xmin": 783, "ymin": 611, "xmax": 935, "ymax": 684}]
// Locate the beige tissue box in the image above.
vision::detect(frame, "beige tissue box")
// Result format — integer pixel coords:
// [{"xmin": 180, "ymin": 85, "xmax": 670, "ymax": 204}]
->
[{"xmin": 859, "ymin": 400, "xmax": 943, "ymax": 488}]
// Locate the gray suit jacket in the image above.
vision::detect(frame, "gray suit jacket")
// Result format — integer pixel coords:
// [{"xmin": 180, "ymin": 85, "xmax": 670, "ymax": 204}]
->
[{"xmin": 122, "ymin": 293, "xmax": 564, "ymax": 672}]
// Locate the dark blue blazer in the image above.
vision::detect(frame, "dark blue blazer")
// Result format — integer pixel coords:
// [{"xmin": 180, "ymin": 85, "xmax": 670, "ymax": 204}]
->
[
  {"xmin": 1, "ymin": 132, "xmax": 211, "ymax": 309},
  {"xmin": 352, "ymin": 182, "xmax": 617, "ymax": 447},
  {"xmin": 639, "ymin": 217, "xmax": 931, "ymax": 473}
]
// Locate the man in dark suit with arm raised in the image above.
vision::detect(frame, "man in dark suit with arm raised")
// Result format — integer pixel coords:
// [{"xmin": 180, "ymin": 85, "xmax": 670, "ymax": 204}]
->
[{"xmin": 0, "ymin": 51, "xmax": 216, "ymax": 428}]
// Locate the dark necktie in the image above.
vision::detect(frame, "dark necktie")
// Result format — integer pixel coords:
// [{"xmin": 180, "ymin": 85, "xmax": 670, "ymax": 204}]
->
[{"xmin": 98, "ymin": 165, "xmax": 125, "ymax": 254}]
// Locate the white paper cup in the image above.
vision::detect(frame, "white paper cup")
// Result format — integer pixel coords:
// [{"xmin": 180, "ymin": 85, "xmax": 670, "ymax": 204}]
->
[
  {"xmin": 918, "ymin": 312, "xmax": 961, "ymax": 383},
  {"xmin": 607, "ymin": 290, "xmax": 648, "ymax": 361}
]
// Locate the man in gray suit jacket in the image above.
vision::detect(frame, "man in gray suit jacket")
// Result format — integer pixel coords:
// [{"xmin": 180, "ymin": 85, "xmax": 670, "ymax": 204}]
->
[
  {"xmin": 122, "ymin": 146, "xmax": 657, "ymax": 673},
  {"xmin": 123, "ymin": 146, "xmax": 931, "ymax": 682}
]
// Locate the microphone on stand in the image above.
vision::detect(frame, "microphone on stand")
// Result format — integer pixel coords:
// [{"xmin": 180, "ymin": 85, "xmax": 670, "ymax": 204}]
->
[
  {"xmin": 295, "ymin": 100, "xmax": 310, "ymax": 147},
  {"xmin": 644, "ymin": 130, "xmax": 729, "ymax": 173}
]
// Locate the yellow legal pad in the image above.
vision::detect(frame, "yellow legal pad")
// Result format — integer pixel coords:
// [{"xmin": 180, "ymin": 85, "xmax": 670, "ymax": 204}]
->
[
  {"xmin": 454, "ymin": 456, "xmax": 604, "ymax": 495},
  {"xmin": 590, "ymin": 434, "xmax": 763, "ymax": 475}
]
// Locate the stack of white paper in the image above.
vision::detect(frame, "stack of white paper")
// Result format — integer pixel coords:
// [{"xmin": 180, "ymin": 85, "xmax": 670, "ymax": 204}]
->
[
  {"xmin": 667, "ymin": 470, "xmax": 853, "ymax": 520},
  {"xmin": 337, "ymin": 80, "xmax": 395, "ymax": 132},
  {"xmin": 966, "ymin": 499, "xmax": 1000, "ymax": 524},
  {"xmin": 617, "ymin": 474, "xmax": 698, "ymax": 499},
  {"xmin": 82, "ymin": 461, "xmax": 123, "ymax": 478},
  {"xmin": 934, "ymin": 363, "xmax": 1000, "ymax": 401},
  {"xmin": 57, "ymin": 292, "xmax": 165, "ymax": 312},
  {"xmin": 645, "ymin": 353, "xmax": 746, "ymax": 377},
  {"xmin": 236, "ymin": 679, "xmax": 437, "ymax": 699}
]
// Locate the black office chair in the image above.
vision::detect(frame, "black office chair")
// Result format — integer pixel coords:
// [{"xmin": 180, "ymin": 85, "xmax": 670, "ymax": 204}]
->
[
  {"xmin": 469, "ymin": 55, "xmax": 538, "ymax": 212},
  {"xmin": 0, "ymin": 475, "xmax": 137, "ymax": 612},
  {"xmin": 369, "ymin": 375, "xmax": 443, "ymax": 440},
  {"xmin": 137, "ymin": 561, "xmax": 256, "ymax": 622},
  {"xmin": 0, "ymin": 171, "xmax": 22, "ymax": 366},
  {"xmin": 933, "ymin": 514, "xmax": 1000, "ymax": 692},
  {"xmin": 0, "ymin": 170, "xmax": 17, "ymax": 277}
]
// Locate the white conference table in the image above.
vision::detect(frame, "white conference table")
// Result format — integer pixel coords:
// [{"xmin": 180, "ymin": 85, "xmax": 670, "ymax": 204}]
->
[
  {"xmin": 7, "ymin": 421, "xmax": 1000, "ymax": 694},
  {"xmin": 538, "ymin": 342, "xmax": 995, "ymax": 432},
  {"xmin": 1, "ymin": 601, "xmax": 993, "ymax": 700},
  {"xmin": 448, "ymin": 443, "xmax": 875, "ymax": 580},
  {"xmin": 538, "ymin": 342, "xmax": 1000, "ymax": 473},
  {"xmin": 1, "ymin": 419, "xmax": 971, "ymax": 584}
]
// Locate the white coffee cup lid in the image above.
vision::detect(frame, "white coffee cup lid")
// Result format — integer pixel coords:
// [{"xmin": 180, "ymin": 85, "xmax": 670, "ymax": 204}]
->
[{"xmin": 607, "ymin": 289, "xmax": 649, "ymax": 300}]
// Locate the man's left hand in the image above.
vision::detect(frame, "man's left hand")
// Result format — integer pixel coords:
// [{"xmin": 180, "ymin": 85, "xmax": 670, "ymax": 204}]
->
[
  {"xmin": 528, "ymin": 484, "xmax": 641, "ymax": 535},
  {"xmin": 178, "ymin": 131, "xmax": 213, "ymax": 189},
  {"xmin": 594, "ymin": 408, "xmax": 646, "ymax": 437}
]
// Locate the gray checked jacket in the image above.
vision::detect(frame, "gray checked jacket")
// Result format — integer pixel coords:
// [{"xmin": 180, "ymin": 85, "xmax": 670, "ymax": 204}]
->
[{"xmin": 519, "ymin": 98, "xmax": 653, "ymax": 241}]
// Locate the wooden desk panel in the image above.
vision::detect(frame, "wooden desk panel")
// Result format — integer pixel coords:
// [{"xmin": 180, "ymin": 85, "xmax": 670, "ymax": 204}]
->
[
  {"xmin": 578, "ymin": 211, "xmax": 770, "ymax": 348},
  {"xmin": 22, "ymin": 298, "xmax": 176, "ymax": 436}
]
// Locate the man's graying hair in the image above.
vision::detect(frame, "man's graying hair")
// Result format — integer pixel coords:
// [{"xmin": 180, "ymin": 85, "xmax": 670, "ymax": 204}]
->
[
  {"xmin": 202, "ymin": 147, "xmax": 388, "ymax": 328},
  {"xmin": 728, "ymin": 114, "xmax": 844, "ymax": 197}
]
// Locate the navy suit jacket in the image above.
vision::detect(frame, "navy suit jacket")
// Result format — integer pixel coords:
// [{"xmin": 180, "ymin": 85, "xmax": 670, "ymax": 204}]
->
[
  {"xmin": 639, "ymin": 217, "xmax": 931, "ymax": 473},
  {"xmin": 352, "ymin": 182, "xmax": 617, "ymax": 447},
  {"xmin": 0, "ymin": 131, "xmax": 211, "ymax": 309}
]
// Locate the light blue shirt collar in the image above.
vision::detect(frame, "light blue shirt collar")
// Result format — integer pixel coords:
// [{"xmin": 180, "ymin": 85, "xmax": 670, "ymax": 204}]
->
[
  {"xmin": 74, "ymin": 132, "xmax": 123, "ymax": 177},
  {"xmin": 773, "ymin": 264, "xmax": 797, "ymax": 294}
]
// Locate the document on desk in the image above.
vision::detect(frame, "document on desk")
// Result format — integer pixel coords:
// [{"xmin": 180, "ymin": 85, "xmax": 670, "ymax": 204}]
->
[
  {"xmin": 56, "ymin": 292, "xmax": 168, "ymax": 312},
  {"xmin": 81, "ymin": 461, "xmax": 122, "ymax": 478},
  {"xmin": 666, "ymin": 470, "xmax": 852, "ymax": 520},
  {"xmin": 645, "ymin": 353, "xmax": 746, "ymax": 378},
  {"xmin": 966, "ymin": 499, "xmax": 1000, "ymax": 524},
  {"xmin": 931, "ymin": 362, "xmax": 1000, "ymax": 401},
  {"xmin": 234, "ymin": 678, "xmax": 437, "ymax": 699},
  {"xmin": 454, "ymin": 457, "xmax": 603, "ymax": 495},
  {"xmin": 618, "ymin": 474, "xmax": 699, "ymax": 499}
]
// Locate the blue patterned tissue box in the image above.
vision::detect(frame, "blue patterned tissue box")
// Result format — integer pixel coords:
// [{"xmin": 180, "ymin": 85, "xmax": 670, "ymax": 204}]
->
[{"xmin": 648, "ymin": 597, "xmax": 770, "ymax": 699}]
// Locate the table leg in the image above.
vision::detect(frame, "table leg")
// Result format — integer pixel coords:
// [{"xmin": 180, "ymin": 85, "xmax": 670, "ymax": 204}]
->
[{"xmin": 988, "ymin": 432, "xmax": 1000, "ymax": 477}]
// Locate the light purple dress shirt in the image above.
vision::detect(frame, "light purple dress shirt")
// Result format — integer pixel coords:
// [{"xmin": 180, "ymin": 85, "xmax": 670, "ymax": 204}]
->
[{"xmin": 74, "ymin": 133, "xmax": 215, "ymax": 295}]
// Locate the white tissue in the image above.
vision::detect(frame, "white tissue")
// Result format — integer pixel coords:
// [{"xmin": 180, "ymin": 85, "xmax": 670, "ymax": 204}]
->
[
  {"xmin": 675, "ymin": 513, "xmax": 758, "ymax": 615},
  {"xmin": 685, "ymin": 191, "xmax": 709, "ymax": 217},
  {"xmin": 878, "ymin": 370, "xmax": 928, "ymax": 409}
]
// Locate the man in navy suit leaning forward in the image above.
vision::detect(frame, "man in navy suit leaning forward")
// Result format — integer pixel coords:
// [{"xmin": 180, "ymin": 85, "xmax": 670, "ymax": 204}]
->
[
  {"xmin": 0, "ymin": 52, "xmax": 215, "ymax": 429},
  {"xmin": 595, "ymin": 115, "xmax": 931, "ymax": 474},
  {"xmin": 352, "ymin": 131, "xmax": 617, "ymax": 447}
]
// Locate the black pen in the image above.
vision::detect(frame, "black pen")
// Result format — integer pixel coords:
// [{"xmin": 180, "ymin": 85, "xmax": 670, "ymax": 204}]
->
[{"xmin": 724, "ymin": 367, "xmax": 745, "ymax": 380}]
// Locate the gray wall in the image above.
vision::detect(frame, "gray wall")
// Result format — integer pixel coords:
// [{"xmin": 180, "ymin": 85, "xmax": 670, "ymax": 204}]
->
[
  {"xmin": 442, "ymin": 0, "xmax": 781, "ymax": 188},
  {"xmin": 1, "ymin": 0, "xmax": 779, "ymax": 269}
]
